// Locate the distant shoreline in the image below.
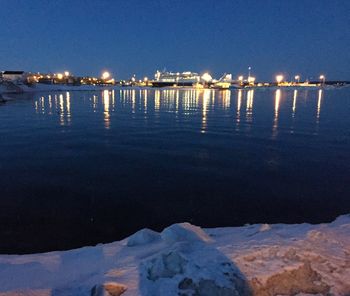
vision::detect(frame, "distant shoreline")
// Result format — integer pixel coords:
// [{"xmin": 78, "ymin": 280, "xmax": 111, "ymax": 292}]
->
[{"xmin": 1, "ymin": 82, "xmax": 349, "ymax": 96}]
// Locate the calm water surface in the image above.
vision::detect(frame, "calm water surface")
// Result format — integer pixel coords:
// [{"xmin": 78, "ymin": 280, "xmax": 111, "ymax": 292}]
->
[{"xmin": 1, "ymin": 87, "xmax": 350, "ymax": 253}]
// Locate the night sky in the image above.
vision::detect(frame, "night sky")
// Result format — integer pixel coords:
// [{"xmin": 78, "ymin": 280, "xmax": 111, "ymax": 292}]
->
[{"xmin": 1, "ymin": 0, "xmax": 349, "ymax": 81}]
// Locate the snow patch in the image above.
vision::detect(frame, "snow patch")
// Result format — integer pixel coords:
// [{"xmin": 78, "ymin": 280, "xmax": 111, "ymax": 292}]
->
[
  {"xmin": 161, "ymin": 222, "xmax": 212, "ymax": 244},
  {"xmin": 1, "ymin": 215, "xmax": 350, "ymax": 295},
  {"xmin": 259, "ymin": 223, "xmax": 271, "ymax": 232},
  {"xmin": 126, "ymin": 229, "xmax": 160, "ymax": 247},
  {"xmin": 91, "ymin": 282, "xmax": 127, "ymax": 296}
]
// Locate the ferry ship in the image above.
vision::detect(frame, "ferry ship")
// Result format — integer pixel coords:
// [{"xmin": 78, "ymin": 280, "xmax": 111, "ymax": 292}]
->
[{"xmin": 151, "ymin": 71, "xmax": 200, "ymax": 87}]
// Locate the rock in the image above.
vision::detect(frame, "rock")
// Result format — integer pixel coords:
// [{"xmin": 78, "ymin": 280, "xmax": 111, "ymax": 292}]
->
[
  {"xmin": 147, "ymin": 251, "xmax": 188, "ymax": 281},
  {"xmin": 178, "ymin": 277, "xmax": 196, "ymax": 290},
  {"xmin": 127, "ymin": 228, "xmax": 160, "ymax": 247},
  {"xmin": 250, "ymin": 262, "xmax": 330, "ymax": 296},
  {"xmin": 142, "ymin": 247, "xmax": 252, "ymax": 295},
  {"xmin": 91, "ymin": 282, "xmax": 127, "ymax": 296},
  {"xmin": 161, "ymin": 223, "xmax": 212, "ymax": 244},
  {"xmin": 197, "ymin": 279, "xmax": 242, "ymax": 296},
  {"xmin": 178, "ymin": 278, "xmax": 247, "ymax": 296}
]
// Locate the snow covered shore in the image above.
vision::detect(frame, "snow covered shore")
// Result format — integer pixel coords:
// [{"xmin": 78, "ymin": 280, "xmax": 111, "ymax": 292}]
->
[{"xmin": 0, "ymin": 215, "xmax": 349, "ymax": 296}]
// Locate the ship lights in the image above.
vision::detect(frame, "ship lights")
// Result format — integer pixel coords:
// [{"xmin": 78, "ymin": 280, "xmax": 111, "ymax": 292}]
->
[{"xmin": 201, "ymin": 72, "xmax": 212, "ymax": 83}]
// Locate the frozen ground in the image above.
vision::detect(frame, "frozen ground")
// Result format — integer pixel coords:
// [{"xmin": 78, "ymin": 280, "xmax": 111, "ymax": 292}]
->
[{"xmin": 0, "ymin": 215, "xmax": 349, "ymax": 296}]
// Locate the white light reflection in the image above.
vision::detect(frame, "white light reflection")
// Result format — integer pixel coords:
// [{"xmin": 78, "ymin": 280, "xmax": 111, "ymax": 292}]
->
[
  {"xmin": 272, "ymin": 89, "xmax": 281, "ymax": 138},
  {"xmin": 93, "ymin": 95, "xmax": 98, "ymax": 111},
  {"xmin": 183, "ymin": 89, "xmax": 190, "ymax": 114},
  {"xmin": 111, "ymin": 90, "xmax": 115, "ymax": 110},
  {"xmin": 103, "ymin": 90, "xmax": 110, "ymax": 129},
  {"xmin": 139, "ymin": 89, "xmax": 143, "ymax": 112},
  {"xmin": 40, "ymin": 96, "xmax": 45, "ymax": 114},
  {"xmin": 246, "ymin": 89, "xmax": 254, "ymax": 122},
  {"xmin": 237, "ymin": 90, "xmax": 242, "ymax": 115},
  {"xmin": 144, "ymin": 89, "xmax": 148, "ymax": 113},
  {"xmin": 59, "ymin": 94, "xmax": 65, "ymax": 125},
  {"xmin": 317, "ymin": 89, "xmax": 323, "ymax": 122},
  {"xmin": 201, "ymin": 89, "xmax": 211, "ymax": 133},
  {"xmin": 211, "ymin": 89, "xmax": 215, "ymax": 106},
  {"xmin": 155, "ymin": 90, "xmax": 160, "ymax": 112},
  {"xmin": 54, "ymin": 95, "xmax": 58, "ymax": 110},
  {"xmin": 235, "ymin": 89, "xmax": 242, "ymax": 131},
  {"xmin": 163, "ymin": 89, "xmax": 177, "ymax": 112},
  {"xmin": 131, "ymin": 89, "xmax": 136, "ymax": 113},
  {"xmin": 48, "ymin": 95, "xmax": 53, "ymax": 112},
  {"xmin": 169, "ymin": 89, "xmax": 176, "ymax": 111},
  {"xmin": 121, "ymin": 89, "xmax": 126, "ymax": 106},
  {"xmin": 194, "ymin": 90, "xmax": 200, "ymax": 115},
  {"xmin": 175, "ymin": 90, "xmax": 179, "ymax": 114},
  {"xmin": 292, "ymin": 89, "xmax": 297, "ymax": 117},
  {"xmin": 66, "ymin": 92, "xmax": 71, "ymax": 125},
  {"xmin": 222, "ymin": 89, "xmax": 231, "ymax": 109},
  {"xmin": 182, "ymin": 89, "xmax": 201, "ymax": 115}
]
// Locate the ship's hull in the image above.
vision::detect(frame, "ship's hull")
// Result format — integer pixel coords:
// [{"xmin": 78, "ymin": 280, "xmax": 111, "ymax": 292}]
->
[
  {"xmin": 151, "ymin": 81, "xmax": 177, "ymax": 87},
  {"xmin": 151, "ymin": 81, "xmax": 195, "ymax": 88}
]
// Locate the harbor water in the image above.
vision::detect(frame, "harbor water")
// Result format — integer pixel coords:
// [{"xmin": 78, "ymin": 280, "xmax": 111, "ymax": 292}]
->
[{"xmin": 0, "ymin": 87, "xmax": 349, "ymax": 253}]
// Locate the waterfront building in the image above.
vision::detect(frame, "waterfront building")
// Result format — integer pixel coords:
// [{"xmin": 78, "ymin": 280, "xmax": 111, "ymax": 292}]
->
[{"xmin": 1, "ymin": 71, "xmax": 28, "ymax": 84}]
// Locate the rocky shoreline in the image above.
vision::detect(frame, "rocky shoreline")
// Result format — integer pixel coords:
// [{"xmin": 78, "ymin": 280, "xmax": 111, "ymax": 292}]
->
[{"xmin": 0, "ymin": 215, "xmax": 349, "ymax": 295}]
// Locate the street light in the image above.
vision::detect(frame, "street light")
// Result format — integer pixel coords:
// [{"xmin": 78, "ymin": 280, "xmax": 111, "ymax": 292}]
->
[
  {"xmin": 102, "ymin": 71, "xmax": 110, "ymax": 80},
  {"xmin": 319, "ymin": 75, "xmax": 325, "ymax": 85},
  {"xmin": 276, "ymin": 75, "xmax": 284, "ymax": 84},
  {"xmin": 64, "ymin": 71, "xmax": 70, "ymax": 77},
  {"xmin": 247, "ymin": 76, "xmax": 256, "ymax": 84},
  {"xmin": 294, "ymin": 75, "xmax": 300, "ymax": 83},
  {"xmin": 56, "ymin": 73, "xmax": 63, "ymax": 79}
]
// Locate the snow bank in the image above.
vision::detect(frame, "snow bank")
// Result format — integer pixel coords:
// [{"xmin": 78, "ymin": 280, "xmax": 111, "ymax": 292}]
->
[{"xmin": 0, "ymin": 215, "xmax": 350, "ymax": 295}]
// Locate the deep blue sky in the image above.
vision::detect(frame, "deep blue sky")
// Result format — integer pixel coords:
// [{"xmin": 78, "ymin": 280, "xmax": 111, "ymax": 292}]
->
[{"xmin": 0, "ymin": 0, "xmax": 349, "ymax": 81}]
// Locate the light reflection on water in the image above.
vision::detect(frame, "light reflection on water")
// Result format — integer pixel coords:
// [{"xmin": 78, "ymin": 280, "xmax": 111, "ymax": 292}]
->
[
  {"xmin": 292, "ymin": 89, "xmax": 297, "ymax": 116},
  {"xmin": 317, "ymin": 89, "xmax": 323, "ymax": 121},
  {"xmin": 246, "ymin": 89, "xmax": 254, "ymax": 123},
  {"xmin": 1, "ymin": 87, "xmax": 350, "ymax": 253},
  {"xmin": 31, "ymin": 87, "xmax": 329, "ymax": 135},
  {"xmin": 103, "ymin": 89, "xmax": 110, "ymax": 130},
  {"xmin": 272, "ymin": 89, "xmax": 281, "ymax": 139}
]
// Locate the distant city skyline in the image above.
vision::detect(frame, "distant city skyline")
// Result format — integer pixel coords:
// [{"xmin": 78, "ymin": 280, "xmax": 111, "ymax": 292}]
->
[{"xmin": 1, "ymin": 0, "xmax": 349, "ymax": 80}]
